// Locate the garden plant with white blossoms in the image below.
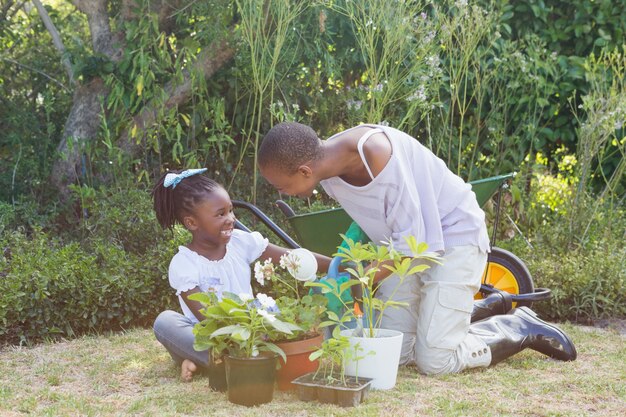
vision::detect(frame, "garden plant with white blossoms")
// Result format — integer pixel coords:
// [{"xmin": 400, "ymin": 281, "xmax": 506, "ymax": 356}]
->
[
  {"xmin": 254, "ymin": 249, "xmax": 319, "ymax": 299},
  {"xmin": 190, "ymin": 290, "xmax": 301, "ymax": 360}
]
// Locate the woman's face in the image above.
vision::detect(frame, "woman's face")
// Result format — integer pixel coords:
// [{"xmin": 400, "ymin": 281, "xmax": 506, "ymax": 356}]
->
[{"xmin": 259, "ymin": 164, "xmax": 318, "ymax": 198}]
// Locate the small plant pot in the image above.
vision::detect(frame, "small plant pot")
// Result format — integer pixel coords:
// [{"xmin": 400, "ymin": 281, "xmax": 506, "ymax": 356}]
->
[
  {"xmin": 225, "ymin": 354, "xmax": 277, "ymax": 407},
  {"xmin": 275, "ymin": 333, "xmax": 323, "ymax": 391},
  {"xmin": 208, "ymin": 358, "xmax": 227, "ymax": 392},
  {"xmin": 291, "ymin": 372, "xmax": 373, "ymax": 407}
]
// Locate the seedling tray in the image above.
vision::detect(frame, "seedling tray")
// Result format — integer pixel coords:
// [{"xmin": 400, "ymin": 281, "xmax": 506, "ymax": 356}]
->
[{"xmin": 291, "ymin": 372, "xmax": 373, "ymax": 407}]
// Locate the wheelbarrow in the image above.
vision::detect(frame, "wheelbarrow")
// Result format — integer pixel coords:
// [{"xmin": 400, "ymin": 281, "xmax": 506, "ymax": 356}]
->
[{"xmin": 232, "ymin": 173, "xmax": 551, "ymax": 308}]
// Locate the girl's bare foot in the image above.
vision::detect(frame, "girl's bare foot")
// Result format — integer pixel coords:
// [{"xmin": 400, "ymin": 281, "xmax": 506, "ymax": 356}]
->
[{"xmin": 181, "ymin": 359, "xmax": 198, "ymax": 382}]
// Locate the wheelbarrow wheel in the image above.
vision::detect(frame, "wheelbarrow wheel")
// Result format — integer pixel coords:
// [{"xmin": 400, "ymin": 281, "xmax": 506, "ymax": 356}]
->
[{"xmin": 476, "ymin": 247, "xmax": 534, "ymax": 308}]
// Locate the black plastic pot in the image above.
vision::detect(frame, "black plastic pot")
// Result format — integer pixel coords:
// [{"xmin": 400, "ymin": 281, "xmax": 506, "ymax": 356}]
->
[
  {"xmin": 225, "ymin": 354, "xmax": 277, "ymax": 407},
  {"xmin": 208, "ymin": 359, "xmax": 227, "ymax": 392},
  {"xmin": 291, "ymin": 372, "xmax": 373, "ymax": 407}
]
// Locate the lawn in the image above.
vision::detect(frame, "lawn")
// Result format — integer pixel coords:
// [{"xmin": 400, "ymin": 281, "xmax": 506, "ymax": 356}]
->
[{"xmin": 1, "ymin": 323, "xmax": 624, "ymax": 417}]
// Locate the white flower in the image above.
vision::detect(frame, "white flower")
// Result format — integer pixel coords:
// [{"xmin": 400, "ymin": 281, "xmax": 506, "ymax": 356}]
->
[
  {"xmin": 407, "ymin": 85, "xmax": 427, "ymax": 103},
  {"xmin": 256, "ymin": 293, "xmax": 277, "ymax": 310},
  {"xmin": 258, "ymin": 309, "xmax": 276, "ymax": 322},
  {"xmin": 346, "ymin": 99, "xmax": 363, "ymax": 111},
  {"xmin": 238, "ymin": 293, "xmax": 253, "ymax": 302},
  {"xmin": 279, "ymin": 252, "xmax": 300, "ymax": 275},
  {"xmin": 254, "ymin": 259, "xmax": 275, "ymax": 286},
  {"xmin": 254, "ymin": 261, "xmax": 265, "ymax": 286}
]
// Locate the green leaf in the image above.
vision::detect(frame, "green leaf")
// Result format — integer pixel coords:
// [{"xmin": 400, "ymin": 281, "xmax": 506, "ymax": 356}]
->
[
  {"xmin": 262, "ymin": 342, "xmax": 286, "ymax": 362},
  {"xmin": 309, "ymin": 349, "xmax": 324, "ymax": 361},
  {"xmin": 210, "ymin": 324, "xmax": 244, "ymax": 338}
]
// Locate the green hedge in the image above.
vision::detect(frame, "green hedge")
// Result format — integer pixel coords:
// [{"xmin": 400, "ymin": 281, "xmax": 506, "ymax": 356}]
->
[
  {"xmin": 0, "ymin": 231, "xmax": 178, "ymax": 345},
  {"xmin": 0, "ymin": 186, "xmax": 186, "ymax": 345}
]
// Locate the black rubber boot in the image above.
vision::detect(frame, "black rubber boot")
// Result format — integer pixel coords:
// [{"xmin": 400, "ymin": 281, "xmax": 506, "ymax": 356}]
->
[
  {"xmin": 471, "ymin": 290, "xmax": 513, "ymax": 323},
  {"xmin": 470, "ymin": 306, "xmax": 577, "ymax": 365}
]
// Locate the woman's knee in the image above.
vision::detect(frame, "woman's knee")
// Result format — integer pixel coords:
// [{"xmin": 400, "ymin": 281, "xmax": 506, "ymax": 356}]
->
[{"xmin": 414, "ymin": 347, "xmax": 458, "ymax": 376}]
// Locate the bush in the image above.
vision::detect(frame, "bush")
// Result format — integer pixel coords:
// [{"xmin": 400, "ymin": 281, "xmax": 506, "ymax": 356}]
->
[
  {"xmin": 506, "ymin": 235, "xmax": 626, "ymax": 322},
  {"xmin": 0, "ymin": 230, "xmax": 180, "ymax": 345},
  {"xmin": 71, "ymin": 184, "xmax": 168, "ymax": 255}
]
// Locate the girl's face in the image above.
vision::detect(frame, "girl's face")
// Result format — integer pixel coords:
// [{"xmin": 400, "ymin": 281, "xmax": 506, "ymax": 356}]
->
[{"xmin": 185, "ymin": 187, "xmax": 235, "ymax": 246}]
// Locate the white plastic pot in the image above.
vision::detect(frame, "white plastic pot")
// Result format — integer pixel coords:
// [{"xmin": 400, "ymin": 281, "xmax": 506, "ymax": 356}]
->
[{"xmin": 340, "ymin": 328, "xmax": 404, "ymax": 390}]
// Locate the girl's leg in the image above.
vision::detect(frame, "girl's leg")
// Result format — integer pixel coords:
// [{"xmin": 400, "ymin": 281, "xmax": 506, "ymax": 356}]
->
[{"xmin": 153, "ymin": 310, "xmax": 210, "ymax": 369}]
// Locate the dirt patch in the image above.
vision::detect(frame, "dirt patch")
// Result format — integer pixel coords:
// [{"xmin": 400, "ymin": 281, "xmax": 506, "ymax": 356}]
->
[{"xmin": 592, "ymin": 318, "xmax": 626, "ymax": 336}]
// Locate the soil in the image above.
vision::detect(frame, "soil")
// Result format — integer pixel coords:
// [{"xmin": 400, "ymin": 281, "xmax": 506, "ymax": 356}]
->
[{"xmin": 592, "ymin": 318, "xmax": 626, "ymax": 336}]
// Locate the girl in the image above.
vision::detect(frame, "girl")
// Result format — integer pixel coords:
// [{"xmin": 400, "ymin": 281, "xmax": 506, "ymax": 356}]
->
[{"xmin": 151, "ymin": 168, "xmax": 330, "ymax": 382}]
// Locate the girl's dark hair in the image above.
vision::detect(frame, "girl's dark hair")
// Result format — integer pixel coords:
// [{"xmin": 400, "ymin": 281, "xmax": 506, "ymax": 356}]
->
[{"xmin": 152, "ymin": 170, "xmax": 222, "ymax": 230}]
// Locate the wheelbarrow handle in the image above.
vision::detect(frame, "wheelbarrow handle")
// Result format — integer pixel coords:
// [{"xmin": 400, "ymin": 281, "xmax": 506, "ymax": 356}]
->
[{"xmin": 479, "ymin": 285, "xmax": 552, "ymax": 303}]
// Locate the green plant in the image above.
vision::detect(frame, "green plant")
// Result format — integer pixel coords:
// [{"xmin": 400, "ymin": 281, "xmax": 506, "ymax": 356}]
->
[
  {"xmin": 308, "ymin": 326, "xmax": 351, "ymax": 385},
  {"xmin": 190, "ymin": 292, "xmax": 301, "ymax": 361},
  {"xmin": 230, "ymin": 0, "xmax": 308, "ymax": 202},
  {"xmin": 274, "ymin": 294, "xmax": 328, "ymax": 342},
  {"xmin": 325, "ymin": 0, "xmax": 441, "ymax": 128},
  {"xmin": 308, "ymin": 235, "xmax": 442, "ymax": 338},
  {"xmin": 252, "ymin": 253, "xmax": 328, "ymax": 342}
]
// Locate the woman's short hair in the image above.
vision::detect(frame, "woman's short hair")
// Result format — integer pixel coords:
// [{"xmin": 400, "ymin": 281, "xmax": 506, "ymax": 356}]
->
[{"xmin": 258, "ymin": 122, "xmax": 322, "ymax": 173}]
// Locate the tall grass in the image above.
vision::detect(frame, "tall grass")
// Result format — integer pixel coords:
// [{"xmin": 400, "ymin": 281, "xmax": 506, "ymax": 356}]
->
[
  {"xmin": 231, "ymin": 0, "xmax": 308, "ymax": 202},
  {"xmin": 325, "ymin": 0, "xmax": 440, "ymax": 129},
  {"xmin": 570, "ymin": 47, "xmax": 626, "ymax": 245}
]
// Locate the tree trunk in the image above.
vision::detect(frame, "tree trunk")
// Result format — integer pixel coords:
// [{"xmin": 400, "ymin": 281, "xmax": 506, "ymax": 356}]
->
[
  {"xmin": 50, "ymin": 0, "xmax": 235, "ymax": 198},
  {"xmin": 50, "ymin": 78, "xmax": 108, "ymax": 198}
]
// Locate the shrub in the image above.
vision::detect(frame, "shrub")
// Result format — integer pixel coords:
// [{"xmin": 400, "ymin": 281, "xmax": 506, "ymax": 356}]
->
[
  {"xmin": 506, "ymin": 233, "xmax": 626, "ymax": 322},
  {"xmin": 0, "ymin": 230, "xmax": 179, "ymax": 345},
  {"xmin": 70, "ymin": 184, "xmax": 168, "ymax": 255},
  {"xmin": 500, "ymin": 191, "xmax": 625, "ymax": 322}
]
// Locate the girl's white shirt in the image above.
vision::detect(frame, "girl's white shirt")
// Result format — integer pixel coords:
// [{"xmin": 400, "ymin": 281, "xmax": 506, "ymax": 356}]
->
[{"xmin": 168, "ymin": 229, "xmax": 268, "ymax": 323}]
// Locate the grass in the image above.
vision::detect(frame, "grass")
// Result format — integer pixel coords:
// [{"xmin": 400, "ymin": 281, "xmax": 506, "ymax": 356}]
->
[{"xmin": 1, "ymin": 323, "xmax": 624, "ymax": 416}]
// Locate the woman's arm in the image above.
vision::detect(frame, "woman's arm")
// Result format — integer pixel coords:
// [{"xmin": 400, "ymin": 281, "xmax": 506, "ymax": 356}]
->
[{"xmin": 260, "ymin": 242, "xmax": 332, "ymax": 273}]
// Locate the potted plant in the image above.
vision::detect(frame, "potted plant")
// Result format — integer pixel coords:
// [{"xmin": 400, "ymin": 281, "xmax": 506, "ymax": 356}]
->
[
  {"xmin": 291, "ymin": 326, "xmax": 373, "ymax": 407},
  {"xmin": 307, "ymin": 234, "xmax": 442, "ymax": 390},
  {"xmin": 252, "ymin": 250, "xmax": 328, "ymax": 391},
  {"xmin": 190, "ymin": 291, "xmax": 300, "ymax": 407}
]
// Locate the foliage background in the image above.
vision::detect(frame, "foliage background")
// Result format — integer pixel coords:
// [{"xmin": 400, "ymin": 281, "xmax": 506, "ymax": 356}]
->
[{"xmin": 0, "ymin": 0, "xmax": 624, "ymax": 344}]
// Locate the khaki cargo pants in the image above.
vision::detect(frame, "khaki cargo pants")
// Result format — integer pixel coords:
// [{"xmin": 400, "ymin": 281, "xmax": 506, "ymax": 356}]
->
[{"xmin": 376, "ymin": 245, "xmax": 492, "ymax": 375}]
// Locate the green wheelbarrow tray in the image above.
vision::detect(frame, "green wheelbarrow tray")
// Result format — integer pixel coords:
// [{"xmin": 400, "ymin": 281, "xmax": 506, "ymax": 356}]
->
[{"xmin": 277, "ymin": 173, "xmax": 516, "ymax": 257}]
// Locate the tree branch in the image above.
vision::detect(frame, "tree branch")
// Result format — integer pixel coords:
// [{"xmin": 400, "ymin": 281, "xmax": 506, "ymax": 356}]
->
[
  {"xmin": 119, "ymin": 36, "xmax": 236, "ymax": 154},
  {"xmin": 31, "ymin": 0, "xmax": 75, "ymax": 84},
  {"xmin": 73, "ymin": 0, "xmax": 121, "ymax": 60},
  {"xmin": 121, "ymin": 0, "xmax": 184, "ymax": 33},
  {"xmin": 0, "ymin": 57, "xmax": 70, "ymax": 92}
]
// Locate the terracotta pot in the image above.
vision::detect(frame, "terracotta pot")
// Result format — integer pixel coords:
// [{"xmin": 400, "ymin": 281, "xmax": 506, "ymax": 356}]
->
[
  {"xmin": 224, "ymin": 354, "xmax": 277, "ymax": 407},
  {"xmin": 275, "ymin": 333, "xmax": 323, "ymax": 391}
]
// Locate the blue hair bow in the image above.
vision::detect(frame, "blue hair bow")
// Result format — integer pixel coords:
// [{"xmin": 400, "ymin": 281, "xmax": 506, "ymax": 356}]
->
[{"xmin": 163, "ymin": 168, "xmax": 208, "ymax": 189}]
